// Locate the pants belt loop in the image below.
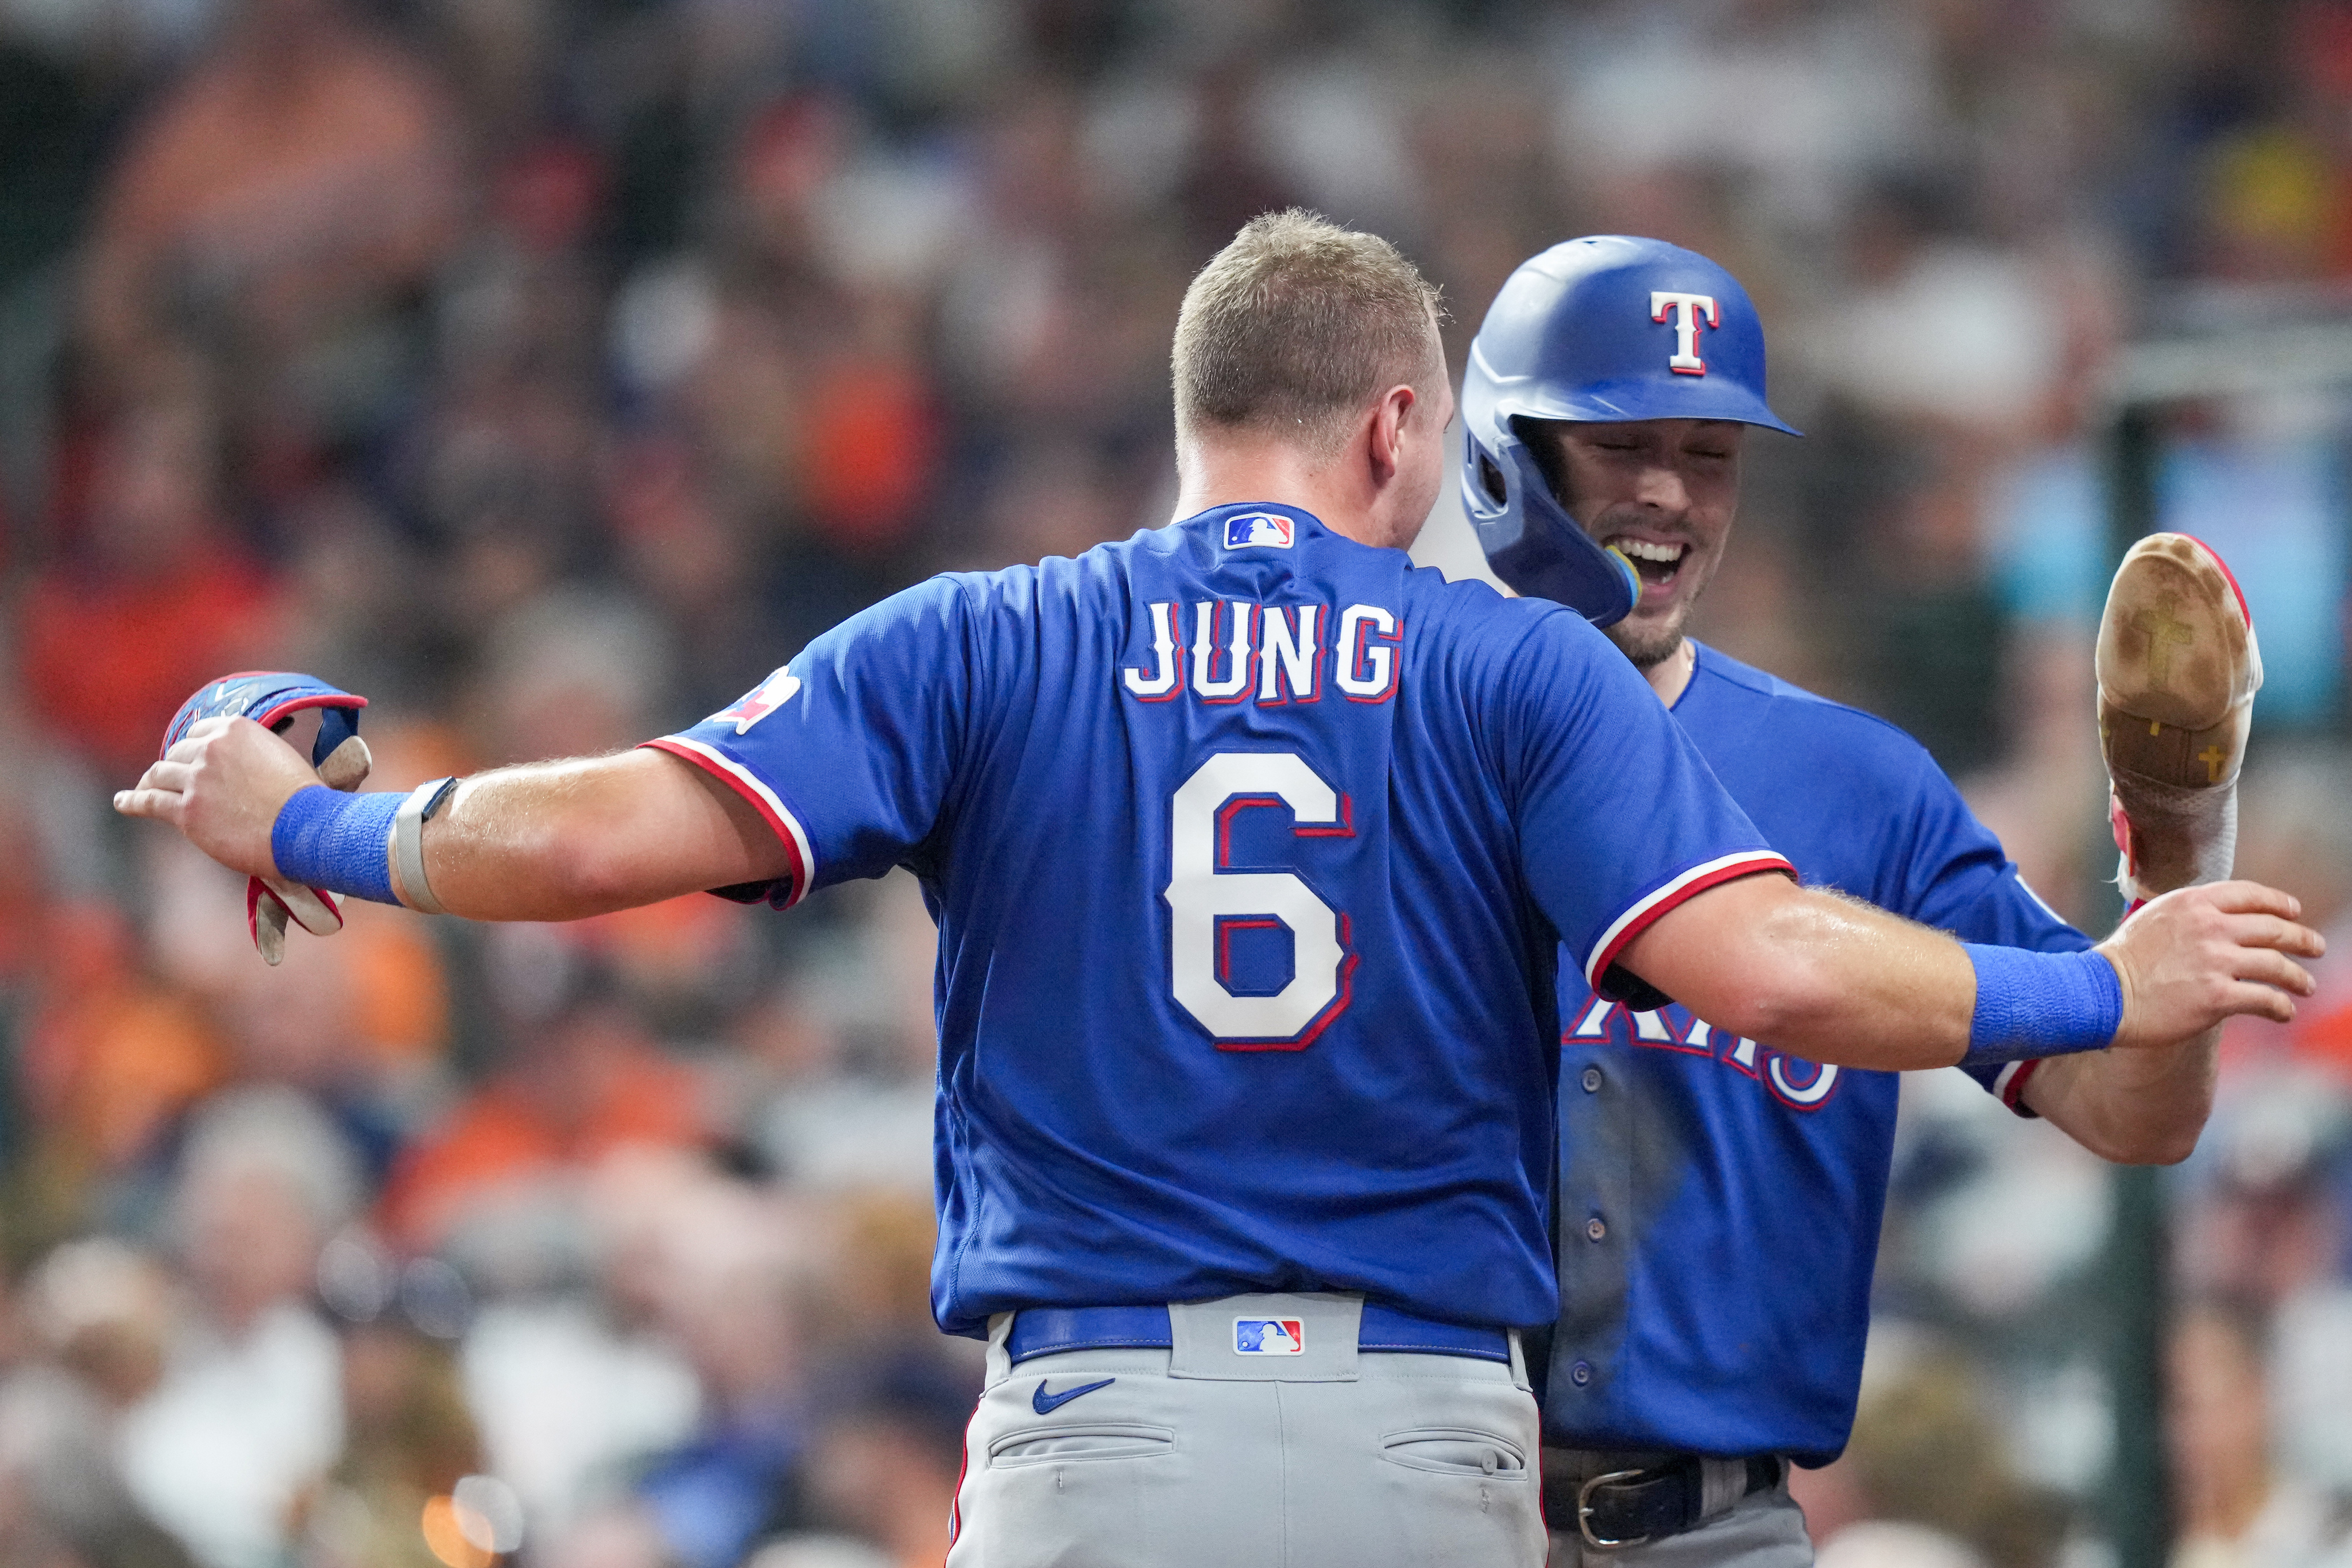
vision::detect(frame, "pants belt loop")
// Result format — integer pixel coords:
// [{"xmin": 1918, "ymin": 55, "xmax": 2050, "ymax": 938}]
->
[
  {"xmin": 1697, "ymin": 1455, "xmax": 1739, "ymax": 1519},
  {"xmin": 983, "ymin": 1311, "xmax": 1015, "ymax": 1389},
  {"xmin": 1697, "ymin": 1454, "xmax": 1780, "ymax": 1519},
  {"xmin": 1507, "ymin": 1328, "xmax": 1529, "ymax": 1392}
]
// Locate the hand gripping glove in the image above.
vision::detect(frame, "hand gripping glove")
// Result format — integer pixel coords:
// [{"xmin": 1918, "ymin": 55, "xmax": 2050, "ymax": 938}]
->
[
  {"xmin": 164, "ymin": 672, "xmax": 374, "ymax": 964},
  {"xmin": 2095, "ymin": 534, "xmax": 2261, "ymax": 913}
]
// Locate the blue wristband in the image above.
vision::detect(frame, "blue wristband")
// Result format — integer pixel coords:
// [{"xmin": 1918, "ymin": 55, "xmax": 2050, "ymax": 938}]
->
[
  {"xmin": 1960, "ymin": 944, "xmax": 2122, "ymax": 1066},
  {"xmin": 270, "ymin": 787, "xmax": 402, "ymax": 905}
]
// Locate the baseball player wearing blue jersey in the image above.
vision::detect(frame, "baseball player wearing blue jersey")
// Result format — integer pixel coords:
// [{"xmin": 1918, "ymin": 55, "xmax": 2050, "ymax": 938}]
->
[
  {"xmin": 119, "ymin": 215, "xmax": 2316, "ymax": 1568},
  {"xmin": 1460, "ymin": 235, "xmax": 2268, "ymax": 1563}
]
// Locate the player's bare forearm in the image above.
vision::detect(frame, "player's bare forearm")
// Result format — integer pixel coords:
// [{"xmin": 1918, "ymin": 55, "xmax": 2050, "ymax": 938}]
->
[
  {"xmin": 118, "ymin": 722, "xmax": 787, "ymax": 921},
  {"xmin": 2019, "ymin": 865, "xmax": 2243, "ymax": 1165},
  {"xmin": 2027, "ymin": 892, "xmax": 2241, "ymax": 1160},
  {"xmin": 1618, "ymin": 876, "xmax": 1975, "ymax": 1070},
  {"xmin": 1619, "ymin": 873, "xmax": 2322, "ymax": 1073},
  {"xmin": 418, "ymin": 749, "xmax": 787, "ymax": 920},
  {"xmin": 2021, "ymin": 1030, "xmax": 2216, "ymax": 1164}
]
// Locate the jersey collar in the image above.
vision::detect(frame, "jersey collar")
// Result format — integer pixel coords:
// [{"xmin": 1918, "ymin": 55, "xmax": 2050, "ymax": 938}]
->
[
  {"xmin": 1666, "ymin": 640, "xmax": 1712, "ymax": 714},
  {"xmin": 1176, "ymin": 501, "xmax": 1329, "ymax": 548}
]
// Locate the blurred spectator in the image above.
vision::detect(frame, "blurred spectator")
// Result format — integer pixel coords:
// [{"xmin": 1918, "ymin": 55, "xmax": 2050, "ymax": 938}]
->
[
  {"xmin": 471, "ymin": 586, "xmax": 676, "ymax": 768},
  {"xmin": 1816, "ymin": 1521, "xmax": 1990, "ymax": 1568},
  {"xmin": 1812, "ymin": 176, "xmax": 2066, "ymax": 435},
  {"xmin": 0, "ymin": 707, "xmax": 58, "ymax": 989},
  {"xmin": 1167, "ymin": 59, "xmax": 1303, "ymax": 265},
  {"xmin": 12, "ymin": 901, "xmax": 229, "ymax": 1253},
  {"xmin": 797, "ymin": 1343, "xmax": 973, "ymax": 1568},
  {"xmin": 118, "ymin": 1087, "xmax": 358, "ymax": 1568},
  {"xmin": 17, "ymin": 386, "xmax": 281, "ymax": 781},
  {"xmin": 799, "ymin": 1407, "xmax": 957, "ymax": 1568},
  {"xmin": 459, "ymin": 1151, "xmax": 701, "ymax": 1540},
  {"xmin": 745, "ymin": 1536, "xmax": 891, "ymax": 1568},
  {"xmin": 2167, "ymin": 1295, "xmax": 2352, "ymax": 1568},
  {"xmin": 295, "ymin": 1318, "xmax": 485, "ymax": 1568},
  {"xmin": 0, "ymin": 1238, "xmax": 195, "ymax": 1568},
  {"xmin": 630, "ymin": 1176, "xmax": 826, "ymax": 1568},
  {"xmin": 78, "ymin": 0, "xmax": 461, "ymax": 455},
  {"xmin": 2177, "ymin": 1065, "xmax": 2350, "ymax": 1308},
  {"xmin": 380, "ymin": 981, "xmax": 709, "ymax": 1263},
  {"xmin": 751, "ymin": 876, "xmax": 939, "ymax": 1195},
  {"xmin": 602, "ymin": 436, "xmax": 775, "ymax": 721},
  {"xmin": 2233, "ymin": 745, "xmax": 2352, "ymax": 1078},
  {"xmin": 1809, "ymin": 1346, "xmax": 2071, "ymax": 1568}
]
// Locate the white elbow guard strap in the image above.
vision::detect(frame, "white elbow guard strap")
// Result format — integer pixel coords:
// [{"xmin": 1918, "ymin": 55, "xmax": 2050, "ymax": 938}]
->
[
  {"xmin": 392, "ymin": 777, "xmax": 459, "ymax": 915},
  {"xmin": 1959, "ymin": 945, "xmax": 2122, "ymax": 1066}
]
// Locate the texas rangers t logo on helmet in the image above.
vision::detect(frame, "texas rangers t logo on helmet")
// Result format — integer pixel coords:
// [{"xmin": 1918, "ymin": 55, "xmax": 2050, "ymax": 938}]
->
[
  {"xmin": 1650, "ymin": 291, "xmax": 1720, "ymax": 375},
  {"xmin": 1224, "ymin": 513, "xmax": 1294, "ymax": 550},
  {"xmin": 712, "ymin": 666, "xmax": 803, "ymax": 734},
  {"xmin": 1233, "ymin": 1317, "xmax": 1305, "ymax": 1354}
]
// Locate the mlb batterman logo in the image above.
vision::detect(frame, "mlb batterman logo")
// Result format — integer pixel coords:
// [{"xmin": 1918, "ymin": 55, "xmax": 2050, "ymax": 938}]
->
[
  {"xmin": 1233, "ymin": 1318, "xmax": 1305, "ymax": 1354},
  {"xmin": 1224, "ymin": 513, "xmax": 1294, "ymax": 550},
  {"xmin": 711, "ymin": 666, "xmax": 803, "ymax": 734}
]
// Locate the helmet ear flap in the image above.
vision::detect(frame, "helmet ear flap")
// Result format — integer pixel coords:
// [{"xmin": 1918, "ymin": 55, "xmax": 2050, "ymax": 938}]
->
[
  {"xmin": 1462, "ymin": 417, "xmax": 1544, "ymax": 524},
  {"xmin": 1476, "ymin": 450, "xmax": 1510, "ymax": 509},
  {"xmin": 1460, "ymin": 424, "xmax": 1639, "ymax": 628}
]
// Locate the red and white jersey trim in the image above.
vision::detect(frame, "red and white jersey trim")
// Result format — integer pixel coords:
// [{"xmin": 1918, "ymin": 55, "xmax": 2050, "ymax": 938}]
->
[
  {"xmin": 1993, "ymin": 1057, "xmax": 2043, "ymax": 1119},
  {"xmin": 641, "ymin": 736, "xmax": 815, "ymax": 907},
  {"xmin": 1581, "ymin": 850, "xmax": 1797, "ymax": 991}
]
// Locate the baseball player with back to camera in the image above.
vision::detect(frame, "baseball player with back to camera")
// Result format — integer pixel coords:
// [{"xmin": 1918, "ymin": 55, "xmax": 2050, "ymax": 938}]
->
[
  {"xmin": 118, "ymin": 212, "xmax": 2312, "ymax": 1568},
  {"xmin": 1459, "ymin": 234, "xmax": 2268, "ymax": 1564}
]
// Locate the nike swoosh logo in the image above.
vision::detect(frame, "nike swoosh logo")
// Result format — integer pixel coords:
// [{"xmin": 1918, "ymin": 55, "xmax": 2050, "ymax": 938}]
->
[{"xmin": 1032, "ymin": 1376, "xmax": 1116, "ymax": 1415}]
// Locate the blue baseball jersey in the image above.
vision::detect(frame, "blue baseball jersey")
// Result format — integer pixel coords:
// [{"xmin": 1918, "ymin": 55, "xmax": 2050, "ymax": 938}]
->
[
  {"xmin": 1543, "ymin": 644, "xmax": 2087, "ymax": 1465},
  {"xmin": 653, "ymin": 503, "xmax": 1792, "ymax": 1338}
]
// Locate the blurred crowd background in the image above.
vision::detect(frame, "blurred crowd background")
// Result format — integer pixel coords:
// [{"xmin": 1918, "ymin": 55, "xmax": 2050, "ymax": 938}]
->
[{"xmin": 0, "ymin": 0, "xmax": 2350, "ymax": 1565}]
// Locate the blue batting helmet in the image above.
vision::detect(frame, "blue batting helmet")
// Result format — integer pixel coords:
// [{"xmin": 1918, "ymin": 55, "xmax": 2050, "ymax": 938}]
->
[{"xmin": 1461, "ymin": 235, "xmax": 1800, "ymax": 625}]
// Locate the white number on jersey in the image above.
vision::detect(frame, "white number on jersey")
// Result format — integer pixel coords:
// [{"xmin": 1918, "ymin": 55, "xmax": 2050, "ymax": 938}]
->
[{"xmin": 1165, "ymin": 752, "xmax": 1353, "ymax": 1047}]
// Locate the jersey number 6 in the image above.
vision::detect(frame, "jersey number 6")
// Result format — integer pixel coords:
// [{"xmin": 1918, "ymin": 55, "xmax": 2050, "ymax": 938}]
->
[{"xmin": 1165, "ymin": 752, "xmax": 1356, "ymax": 1050}]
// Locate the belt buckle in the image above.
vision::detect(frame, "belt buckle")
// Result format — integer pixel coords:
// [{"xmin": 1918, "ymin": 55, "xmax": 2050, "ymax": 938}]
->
[{"xmin": 1577, "ymin": 1468, "xmax": 1652, "ymax": 1551}]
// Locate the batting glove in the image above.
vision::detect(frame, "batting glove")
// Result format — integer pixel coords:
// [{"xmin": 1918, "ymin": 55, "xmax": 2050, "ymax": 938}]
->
[{"xmin": 164, "ymin": 672, "xmax": 374, "ymax": 964}]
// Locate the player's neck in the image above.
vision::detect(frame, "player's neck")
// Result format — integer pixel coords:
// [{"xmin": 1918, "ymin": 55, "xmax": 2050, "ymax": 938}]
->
[
  {"xmin": 1174, "ymin": 437, "xmax": 1412, "ymax": 552},
  {"xmin": 1639, "ymin": 638, "xmax": 1697, "ymax": 706}
]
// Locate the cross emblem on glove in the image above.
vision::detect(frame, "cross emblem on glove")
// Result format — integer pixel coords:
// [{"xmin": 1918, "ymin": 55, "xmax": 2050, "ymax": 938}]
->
[{"xmin": 2132, "ymin": 596, "xmax": 2196, "ymax": 686}]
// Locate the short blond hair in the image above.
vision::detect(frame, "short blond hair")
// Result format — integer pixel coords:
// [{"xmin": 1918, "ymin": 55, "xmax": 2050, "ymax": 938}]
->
[{"xmin": 1171, "ymin": 210, "xmax": 1445, "ymax": 458}]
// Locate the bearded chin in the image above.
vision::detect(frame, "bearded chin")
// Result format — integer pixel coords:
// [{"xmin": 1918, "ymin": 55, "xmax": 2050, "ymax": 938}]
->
[{"xmin": 1606, "ymin": 611, "xmax": 1687, "ymax": 671}]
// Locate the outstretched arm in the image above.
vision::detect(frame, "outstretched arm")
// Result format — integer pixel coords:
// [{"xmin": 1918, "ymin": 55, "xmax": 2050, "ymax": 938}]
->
[
  {"xmin": 412, "ymin": 749, "xmax": 786, "ymax": 919},
  {"xmin": 1618, "ymin": 876, "xmax": 1974, "ymax": 1071},
  {"xmin": 1616, "ymin": 870, "xmax": 2319, "ymax": 1075},
  {"xmin": 115, "ymin": 715, "xmax": 788, "ymax": 919}
]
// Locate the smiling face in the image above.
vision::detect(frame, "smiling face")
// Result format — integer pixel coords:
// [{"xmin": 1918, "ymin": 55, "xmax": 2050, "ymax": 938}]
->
[{"xmin": 1533, "ymin": 417, "xmax": 1745, "ymax": 669}]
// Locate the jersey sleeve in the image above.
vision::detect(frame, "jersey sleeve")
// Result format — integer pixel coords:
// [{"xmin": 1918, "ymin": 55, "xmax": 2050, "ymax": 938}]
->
[
  {"xmin": 1499, "ymin": 614, "xmax": 1793, "ymax": 1001},
  {"xmin": 643, "ymin": 575, "xmax": 977, "ymax": 907},
  {"xmin": 1887, "ymin": 746, "xmax": 2094, "ymax": 1117}
]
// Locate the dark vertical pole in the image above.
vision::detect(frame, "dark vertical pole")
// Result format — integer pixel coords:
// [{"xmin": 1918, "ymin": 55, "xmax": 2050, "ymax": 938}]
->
[{"xmin": 2102, "ymin": 403, "xmax": 2171, "ymax": 1568}]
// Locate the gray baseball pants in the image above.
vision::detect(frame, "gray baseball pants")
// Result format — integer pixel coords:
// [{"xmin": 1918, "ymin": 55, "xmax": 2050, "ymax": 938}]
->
[
  {"xmin": 1544, "ymin": 1447, "xmax": 1813, "ymax": 1567},
  {"xmin": 945, "ymin": 1292, "xmax": 1545, "ymax": 1568}
]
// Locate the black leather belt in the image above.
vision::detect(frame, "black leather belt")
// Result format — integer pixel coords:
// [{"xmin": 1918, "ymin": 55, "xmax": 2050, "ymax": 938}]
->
[
  {"xmin": 1008, "ymin": 1303, "xmax": 1511, "ymax": 1364},
  {"xmin": 1542, "ymin": 1453, "xmax": 1782, "ymax": 1550}
]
